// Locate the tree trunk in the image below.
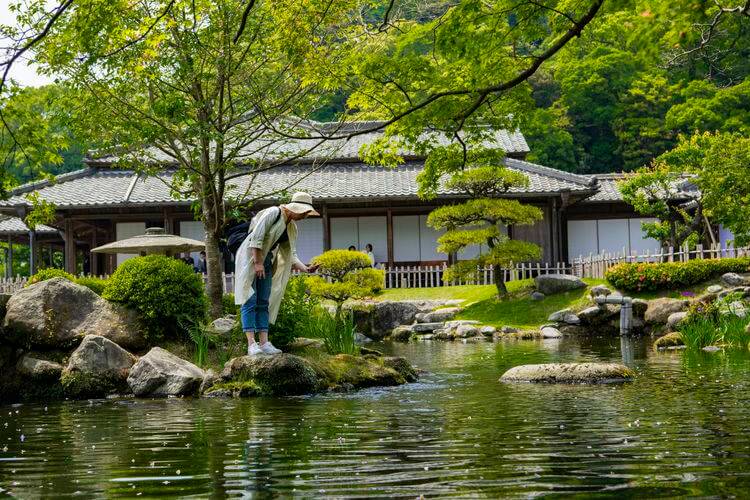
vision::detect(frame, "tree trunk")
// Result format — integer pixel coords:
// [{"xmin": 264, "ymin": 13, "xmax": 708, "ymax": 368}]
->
[
  {"xmin": 204, "ymin": 227, "xmax": 224, "ymax": 319},
  {"xmin": 493, "ymin": 265, "xmax": 507, "ymax": 297}
]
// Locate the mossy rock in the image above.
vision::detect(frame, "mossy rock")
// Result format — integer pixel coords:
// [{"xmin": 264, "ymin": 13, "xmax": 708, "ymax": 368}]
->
[
  {"xmin": 61, "ymin": 371, "xmax": 129, "ymax": 398},
  {"xmin": 204, "ymin": 380, "xmax": 261, "ymax": 398},
  {"xmin": 654, "ymin": 332, "xmax": 684, "ymax": 350},
  {"xmin": 382, "ymin": 356, "xmax": 418, "ymax": 382},
  {"xmin": 220, "ymin": 354, "xmax": 319, "ymax": 396}
]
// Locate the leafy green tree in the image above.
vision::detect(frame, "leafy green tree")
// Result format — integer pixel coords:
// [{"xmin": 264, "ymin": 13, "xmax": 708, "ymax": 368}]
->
[
  {"xmin": 613, "ymin": 73, "xmax": 682, "ymax": 171},
  {"xmin": 307, "ymin": 250, "xmax": 384, "ymax": 316},
  {"xmin": 666, "ymin": 78, "xmax": 750, "ymax": 135},
  {"xmin": 619, "ymin": 160, "xmax": 705, "ymax": 251},
  {"xmin": 17, "ymin": 0, "xmax": 362, "ymax": 318},
  {"xmin": 426, "ymin": 156, "xmax": 542, "ymax": 296}
]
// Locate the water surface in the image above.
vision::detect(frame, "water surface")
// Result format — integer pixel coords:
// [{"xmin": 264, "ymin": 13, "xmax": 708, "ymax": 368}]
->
[{"xmin": 2, "ymin": 337, "xmax": 750, "ymax": 497}]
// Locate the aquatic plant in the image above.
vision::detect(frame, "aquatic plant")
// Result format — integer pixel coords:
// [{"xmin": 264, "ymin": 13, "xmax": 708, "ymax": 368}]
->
[
  {"xmin": 678, "ymin": 293, "xmax": 750, "ymax": 349},
  {"xmin": 306, "ymin": 308, "xmax": 358, "ymax": 356}
]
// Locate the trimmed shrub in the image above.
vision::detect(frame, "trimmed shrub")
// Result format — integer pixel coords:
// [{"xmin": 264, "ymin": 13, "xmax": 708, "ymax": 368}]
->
[
  {"xmin": 103, "ymin": 255, "xmax": 208, "ymax": 342},
  {"xmin": 26, "ymin": 268, "xmax": 74, "ymax": 286},
  {"xmin": 308, "ymin": 250, "xmax": 385, "ymax": 310},
  {"xmin": 606, "ymin": 258, "xmax": 750, "ymax": 292},
  {"xmin": 75, "ymin": 276, "xmax": 108, "ymax": 295},
  {"xmin": 270, "ymin": 276, "xmax": 320, "ymax": 348}
]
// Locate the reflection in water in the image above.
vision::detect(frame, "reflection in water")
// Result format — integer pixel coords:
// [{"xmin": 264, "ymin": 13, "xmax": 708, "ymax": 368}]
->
[{"xmin": 2, "ymin": 338, "xmax": 750, "ymax": 497}]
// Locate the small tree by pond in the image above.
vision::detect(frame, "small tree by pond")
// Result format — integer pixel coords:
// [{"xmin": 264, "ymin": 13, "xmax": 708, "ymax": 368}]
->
[
  {"xmin": 307, "ymin": 250, "xmax": 384, "ymax": 316},
  {"xmin": 307, "ymin": 250, "xmax": 384, "ymax": 355},
  {"xmin": 427, "ymin": 165, "xmax": 543, "ymax": 296}
]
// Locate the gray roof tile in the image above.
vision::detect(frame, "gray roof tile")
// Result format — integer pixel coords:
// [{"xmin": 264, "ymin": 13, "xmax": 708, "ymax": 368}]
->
[
  {"xmin": 0, "ymin": 216, "xmax": 56, "ymax": 234},
  {"xmin": 0, "ymin": 158, "xmax": 595, "ymax": 209}
]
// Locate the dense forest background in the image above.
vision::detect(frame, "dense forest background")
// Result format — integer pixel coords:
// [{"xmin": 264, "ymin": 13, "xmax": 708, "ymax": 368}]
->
[{"xmin": 1, "ymin": 0, "xmax": 749, "ymax": 184}]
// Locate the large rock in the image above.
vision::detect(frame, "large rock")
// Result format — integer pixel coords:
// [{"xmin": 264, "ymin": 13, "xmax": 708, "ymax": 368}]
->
[
  {"xmin": 220, "ymin": 354, "xmax": 319, "ymax": 395},
  {"xmin": 389, "ymin": 325, "xmax": 414, "ymax": 342},
  {"xmin": 540, "ymin": 326, "xmax": 563, "ymax": 338},
  {"xmin": 415, "ymin": 307, "xmax": 461, "ymax": 323},
  {"xmin": 4, "ymin": 278, "xmax": 145, "ymax": 350},
  {"xmin": 644, "ymin": 298, "xmax": 689, "ymax": 325},
  {"xmin": 209, "ymin": 316, "xmax": 237, "ymax": 336},
  {"xmin": 412, "ymin": 322, "xmax": 444, "ymax": 333},
  {"xmin": 127, "ymin": 347, "xmax": 205, "ymax": 397},
  {"xmin": 16, "ymin": 353, "xmax": 63, "ymax": 381},
  {"xmin": 706, "ymin": 284, "xmax": 723, "ymax": 294},
  {"xmin": 61, "ymin": 335, "xmax": 137, "ymax": 398},
  {"xmin": 382, "ymin": 356, "xmax": 418, "ymax": 383},
  {"xmin": 534, "ymin": 274, "xmax": 586, "ymax": 295},
  {"xmin": 577, "ymin": 305, "xmax": 615, "ymax": 326},
  {"xmin": 530, "ymin": 291, "xmax": 546, "ymax": 301},
  {"xmin": 631, "ymin": 298, "xmax": 649, "ymax": 318},
  {"xmin": 722, "ymin": 273, "xmax": 748, "ymax": 287},
  {"xmin": 667, "ymin": 311, "xmax": 688, "ymax": 329},
  {"xmin": 653, "ymin": 332, "xmax": 684, "ymax": 349},
  {"xmin": 370, "ymin": 301, "xmax": 420, "ymax": 339},
  {"xmin": 548, "ymin": 308, "xmax": 580, "ymax": 325},
  {"xmin": 455, "ymin": 324, "xmax": 479, "ymax": 338},
  {"xmin": 500, "ymin": 362, "xmax": 634, "ymax": 384},
  {"xmin": 480, "ymin": 325, "xmax": 497, "ymax": 337},
  {"xmin": 589, "ymin": 285, "xmax": 612, "ymax": 298}
]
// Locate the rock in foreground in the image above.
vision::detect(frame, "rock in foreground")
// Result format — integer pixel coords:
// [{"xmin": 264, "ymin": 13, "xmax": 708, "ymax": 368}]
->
[
  {"xmin": 61, "ymin": 335, "xmax": 137, "ymax": 397},
  {"xmin": 128, "ymin": 347, "xmax": 205, "ymax": 397},
  {"xmin": 4, "ymin": 278, "xmax": 145, "ymax": 350},
  {"xmin": 500, "ymin": 362, "xmax": 634, "ymax": 384},
  {"xmin": 211, "ymin": 341, "xmax": 418, "ymax": 397}
]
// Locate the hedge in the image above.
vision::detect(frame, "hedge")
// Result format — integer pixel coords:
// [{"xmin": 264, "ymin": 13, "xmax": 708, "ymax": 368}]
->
[{"xmin": 605, "ymin": 258, "xmax": 750, "ymax": 292}]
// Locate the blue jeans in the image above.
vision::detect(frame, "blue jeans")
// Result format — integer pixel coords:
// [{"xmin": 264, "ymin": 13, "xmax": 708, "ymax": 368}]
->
[{"xmin": 240, "ymin": 252, "xmax": 273, "ymax": 332}]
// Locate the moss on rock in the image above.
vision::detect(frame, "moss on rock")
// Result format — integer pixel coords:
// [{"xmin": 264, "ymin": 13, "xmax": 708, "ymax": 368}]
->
[{"xmin": 653, "ymin": 331, "xmax": 684, "ymax": 350}]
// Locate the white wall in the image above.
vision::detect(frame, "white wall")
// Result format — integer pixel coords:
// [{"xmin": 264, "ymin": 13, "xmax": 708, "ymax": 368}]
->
[
  {"xmin": 115, "ymin": 222, "xmax": 146, "ymax": 266},
  {"xmin": 393, "ymin": 215, "xmax": 420, "ymax": 262},
  {"xmin": 330, "ymin": 216, "xmax": 388, "ymax": 264},
  {"xmin": 330, "ymin": 217, "xmax": 358, "ymax": 251},
  {"xmin": 295, "ymin": 218, "xmax": 324, "ymax": 264},
  {"xmin": 418, "ymin": 214, "xmax": 446, "ymax": 261},
  {"xmin": 567, "ymin": 218, "xmax": 660, "ymax": 258}
]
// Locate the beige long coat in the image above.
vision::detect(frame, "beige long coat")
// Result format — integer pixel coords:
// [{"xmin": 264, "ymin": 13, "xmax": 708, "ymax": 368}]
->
[{"xmin": 233, "ymin": 207, "xmax": 303, "ymax": 323}]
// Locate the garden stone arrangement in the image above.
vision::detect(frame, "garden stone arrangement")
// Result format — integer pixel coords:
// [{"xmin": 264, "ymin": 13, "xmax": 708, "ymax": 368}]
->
[{"xmin": 0, "ymin": 278, "xmax": 417, "ymax": 403}]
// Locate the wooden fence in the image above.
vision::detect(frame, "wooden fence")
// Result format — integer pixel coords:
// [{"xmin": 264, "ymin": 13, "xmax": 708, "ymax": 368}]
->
[
  {"xmin": 3, "ymin": 243, "xmax": 747, "ymax": 294},
  {"xmin": 573, "ymin": 242, "xmax": 750, "ymax": 279}
]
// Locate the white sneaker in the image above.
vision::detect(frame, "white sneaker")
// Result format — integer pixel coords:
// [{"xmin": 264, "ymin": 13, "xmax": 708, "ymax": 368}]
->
[
  {"xmin": 247, "ymin": 343, "xmax": 263, "ymax": 356},
  {"xmin": 259, "ymin": 342, "xmax": 282, "ymax": 355}
]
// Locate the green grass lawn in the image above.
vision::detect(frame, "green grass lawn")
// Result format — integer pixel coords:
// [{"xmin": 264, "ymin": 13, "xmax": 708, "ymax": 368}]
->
[
  {"xmin": 376, "ymin": 278, "xmax": 609, "ymax": 329},
  {"xmin": 373, "ymin": 276, "xmax": 724, "ymax": 330}
]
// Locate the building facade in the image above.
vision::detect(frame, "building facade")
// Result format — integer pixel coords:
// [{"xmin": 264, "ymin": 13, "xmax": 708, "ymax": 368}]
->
[{"xmin": 0, "ymin": 125, "xmax": 662, "ymax": 275}]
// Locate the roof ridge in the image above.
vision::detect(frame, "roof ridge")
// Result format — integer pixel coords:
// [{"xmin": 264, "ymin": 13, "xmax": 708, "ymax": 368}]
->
[
  {"xmin": 9, "ymin": 168, "xmax": 98, "ymax": 196},
  {"xmin": 504, "ymin": 158, "xmax": 596, "ymax": 187}
]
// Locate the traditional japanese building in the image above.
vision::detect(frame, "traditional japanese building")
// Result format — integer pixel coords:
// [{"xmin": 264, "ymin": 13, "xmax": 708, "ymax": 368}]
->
[{"xmin": 0, "ymin": 123, "xmax": 662, "ymax": 275}]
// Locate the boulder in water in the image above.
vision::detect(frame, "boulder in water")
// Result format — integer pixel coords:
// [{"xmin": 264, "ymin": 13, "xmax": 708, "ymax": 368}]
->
[
  {"xmin": 653, "ymin": 332, "xmax": 684, "ymax": 349},
  {"xmin": 534, "ymin": 274, "xmax": 586, "ymax": 295},
  {"xmin": 127, "ymin": 347, "xmax": 205, "ymax": 397},
  {"xmin": 16, "ymin": 353, "xmax": 63, "ymax": 381},
  {"xmin": 3, "ymin": 278, "xmax": 145, "ymax": 350},
  {"xmin": 61, "ymin": 334, "xmax": 136, "ymax": 397},
  {"xmin": 500, "ymin": 362, "xmax": 634, "ymax": 384},
  {"xmin": 370, "ymin": 301, "xmax": 419, "ymax": 339},
  {"xmin": 389, "ymin": 325, "xmax": 414, "ymax": 342},
  {"xmin": 220, "ymin": 354, "xmax": 319, "ymax": 395}
]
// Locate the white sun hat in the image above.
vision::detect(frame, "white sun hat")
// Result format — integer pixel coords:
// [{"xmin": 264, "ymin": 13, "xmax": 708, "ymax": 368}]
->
[{"xmin": 285, "ymin": 191, "xmax": 320, "ymax": 216}]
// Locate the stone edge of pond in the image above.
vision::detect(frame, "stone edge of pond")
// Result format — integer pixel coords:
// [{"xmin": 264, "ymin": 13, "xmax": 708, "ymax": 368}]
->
[{"xmin": 499, "ymin": 363, "xmax": 635, "ymax": 385}]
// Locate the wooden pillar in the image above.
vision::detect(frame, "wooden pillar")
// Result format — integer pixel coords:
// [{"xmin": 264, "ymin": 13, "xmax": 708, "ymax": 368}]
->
[
  {"xmin": 386, "ymin": 208, "xmax": 394, "ymax": 266},
  {"xmin": 7, "ymin": 235, "xmax": 13, "ymax": 278},
  {"xmin": 322, "ymin": 204, "xmax": 331, "ymax": 251},
  {"xmin": 163, "ymin": 208, "xmax": 174, "ymax": 234},
  {"xmin": 64, "ymin": 218, "xmax": 76, "ymax": 274},
  {"xmin": 29, "ymin": 230, "xmax": 39, "ymax": 275},
  {"xmin": 90, "ymin": 226, "xmax": 99, "ymax": 276},
  {"xmin": 549, "ymin": 198, "xmax": 559, "ymax": 263}
]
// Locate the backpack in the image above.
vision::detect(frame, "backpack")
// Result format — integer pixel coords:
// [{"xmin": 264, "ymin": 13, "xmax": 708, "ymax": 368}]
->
[{"xmin": 226, "ymin": 208, "xmax": 282, "ymax": 255}]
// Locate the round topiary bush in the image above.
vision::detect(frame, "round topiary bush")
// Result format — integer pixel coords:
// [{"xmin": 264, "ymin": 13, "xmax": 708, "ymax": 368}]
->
[
  {"xmin": 103, "ymin": 255, "xmax": 208, "ymax": 342},
  {"xmin": 26, "ymin": 268, "xmax": 75, "ymax": 286}
]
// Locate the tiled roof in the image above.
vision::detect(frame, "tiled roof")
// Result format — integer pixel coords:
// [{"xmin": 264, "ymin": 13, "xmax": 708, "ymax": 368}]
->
[
  {"xmin": 582, "ymin": 174, "xmax": 698, "ymax": 203},
  {"xmin": 86, "ymin": 122, "xmax": 530, "ymax": 166},
  {"xmin": 0, "ymin": 158, "xmax": 595, "ymax": 209},
  {"xmin": 0, "ymin": 216, "xmax": 56, "ymax": 234}
]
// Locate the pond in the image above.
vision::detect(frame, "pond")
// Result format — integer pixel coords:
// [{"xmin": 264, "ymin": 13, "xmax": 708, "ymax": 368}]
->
[{"xmin": 2, "ymin": 337, "xmax": 750, "ymax": 497}]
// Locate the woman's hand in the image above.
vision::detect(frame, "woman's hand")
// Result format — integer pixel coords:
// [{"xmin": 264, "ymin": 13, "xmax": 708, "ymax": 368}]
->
[
  {"xmin": 306, "ymin": 263, "xmax": 320, "ymax": 273},
  {"xmin": 254, "ymin": 262, "xmax": 266, "ymax": 279}
]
